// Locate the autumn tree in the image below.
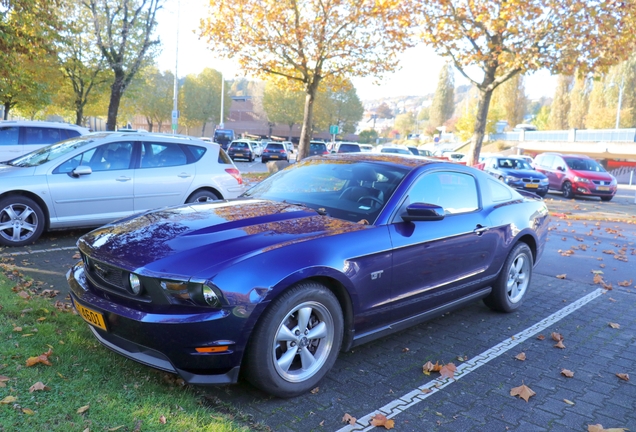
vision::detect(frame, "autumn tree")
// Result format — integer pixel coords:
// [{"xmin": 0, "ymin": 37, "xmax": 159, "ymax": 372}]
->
[
  {"xmin": 585, "ymin": 77, "xmax": 616, "ymax": 129},
  {"xmin": 313, "ymin": 79, "xmax": 364, "ymax": 135},
  {"xmin": 429, "ymin": 63, "xmax": 455, "ymax": 129},
  {"xmin": 568, "ymin": 74, "xmax": 589, "ymax": 129},
  {"xmin": 263, "ymin": 78, "xmax": 305, "ymax": 140},
  {"xmin": 84, "ymin": 0, "xmax": 163, "ymax": 130},
  {"xmin": 492, "ymin": 74, "xmax": 526, "ymax": 129},
  {"xmin": 58, "ymin": 1, "xmax": 110, "ymax": 126},
  {"xmin": 394, "ymin": 112, "xmax": 417, "ymax": 138},
  {"xmin": 548, "ymin": 75, "xmax": 573, "ymax": 130},
  {"xmin": 416, "ymin": 0, "xmax": 636, "ymax": 165},
  {"xmin": 133, "ymin": 66, "xmax": 174, "ymax": 132},
  {"xmin": 375, "ymin": 102, "xmax": 394, "ymax": 119},
  {"xmin": 0, "ymin": 0, "xmax": 61, "ymax": 118},
  {"xmin": 179, "ymin": 68, "xmax": 230, "ymax": 136},
  {"xmin": 358, "ymin": 129, "xmax": 378, "ymax": 144},
  {"xmin": 200, "ymin": 0, "xmax": 413, "ymax": 161}
]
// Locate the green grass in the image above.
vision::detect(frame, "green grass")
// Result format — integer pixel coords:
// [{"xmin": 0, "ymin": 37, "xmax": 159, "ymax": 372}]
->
[{"xmin": 0, "ymin": 269, "xmax": 258, "ymax": 432}]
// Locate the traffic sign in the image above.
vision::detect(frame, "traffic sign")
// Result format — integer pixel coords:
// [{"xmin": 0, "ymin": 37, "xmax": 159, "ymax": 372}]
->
[{"xmin": 329, "ymin": 125, "xmax": 339, "ymax": 134}]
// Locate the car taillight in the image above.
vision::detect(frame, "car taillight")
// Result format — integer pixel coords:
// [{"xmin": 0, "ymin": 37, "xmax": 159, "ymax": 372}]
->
[
  {"xmin": 263, "ymin": 149, "xmax": 269, "ymax": 153},
  {"xmin": 323, "ymin": 151, "xmax": 329, "ymax": 154},
  {"xmin": 225, "ymin": 168, "xmax": 243, "ymax": 184}
]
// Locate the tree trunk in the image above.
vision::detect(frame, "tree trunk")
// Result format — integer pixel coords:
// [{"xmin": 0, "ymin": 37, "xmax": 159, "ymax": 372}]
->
[
  {"xmin": 288, "ymin": 124, "xmax": 293, "ymax": 141},
  {"xmin": 297, "ymin": 78, "xmax": 321, "ymax": 161},
  {"xmin": 467, "ymin": 88, "xmax": 494, "ymax": 166},
  {"xmin": 75, "ymin": 99, "xmax": 84, "ymax": 126},
  {"xmin": 3, "ymin": 102, "xmax": 11, "ymax": 120},
  {"xmin": 145, "ymin": 116, "xmax": 153, "ymax": 132},
  {"xmin": 201, "ymin": 121, "xmax": 207, "ymax": 137},
  {"xmin": 106, "ymin": 72, "xmax": 126, "ymax": 131}
]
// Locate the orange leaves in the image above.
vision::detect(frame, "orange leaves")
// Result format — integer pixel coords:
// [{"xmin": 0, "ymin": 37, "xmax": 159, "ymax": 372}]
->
[
  {"xmin": 510, "ymin": 383, "xmax": 536, "ymax": 402},
  {"xmin": 561, "ymin": 369, "xmax": 574, "ymax": 378},
  {"xmin": 422, "ymin": 360, "xmax": 442, "ymax": 375},
  {"xmin": 423, "ymin": 361, "xmax": 456, "ymax": 379},
  {"xmin": 588, "ymin": 425, "xmax": 628, "ymax": 432},
  {"xmin": 1, "ymin": 395, "xmax": 17, "ymax": 404},
  {"xmin": 342, "ymin": 413, "xmax": 356, "ymax": 425},
  {"xmin": 608, "ymin": 322, "xmax": 620, "ymax": 329},
  {"xmin": 0, "ymin": 375, "xmax": 9, "ymax": 388},
  {"xmin": 370, "ymin": 413, "xmax": 395, "ymax": 429},
  {"xmin": 617, "ymin": 280, "xmax": 632, "ymax": 287},
  {"xmin": 556, "ymin": 274, "xmax": 567, "ymax": 279},
  {"xmin": 616, "ymin": 373, "xmax": 629, "ymax": 382},
  {"xmin": 29, "ymin": 381, "xmax": 50, "ymax": 392},
  {"xmin": 25, "ymin": 348, "xmax": 53, "ymax": 367}
]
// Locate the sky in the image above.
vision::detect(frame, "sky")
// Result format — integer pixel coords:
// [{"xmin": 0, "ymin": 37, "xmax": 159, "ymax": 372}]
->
[{"xmin": 155, "ymin": 1, "xmax": 557, "ymax": 101}]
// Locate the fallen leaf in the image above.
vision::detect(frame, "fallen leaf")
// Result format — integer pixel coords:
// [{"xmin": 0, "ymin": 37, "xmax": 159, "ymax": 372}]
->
[
  {"xmin": 421, "ymin": 388, "xmax": 432, "ymax": 394},
  {"xmin": 554, "ymin": 340, "xmax": 566, "ymax": 349},
  {"xmin": 609, "ymin": 322, "xmax": 620, "ymax": 329},
  {"xmin": 588, "ymin": 424, "xmax": 629, "ymax": 432},
  {"xmin": 36, "ymin": 317, "xmax": 46, "ymax": 322},
  {"xmin": 25, "ymin": 348, "xmax": 53, "ymax": 367},
  {"xmin": 159, "ymin": 415, "xmax": 167, "ymax": 424},
  {"xmin": 310, "ymin": 387, "xmax": 319, "ymax": 394},
  {"xmin": 342, "ymin": 413, "xmax": 357, "ymax": 425},
  {"xmin": 22, "ymin": 408, "xmax": 35, "ymax": 415},
  {"xmin": 593, "ymin": 274, "xmax": 604, "ymax": 284},
  {"xmin": 77, "ymin": 404, "xmax": 90, "ymax": 414},
  {"xmin": 402, "ymin": 347, "xmax": 410, "ymax": 353},
  {"xmin": 29, "ymin": 381, "xmax": 50, "ymax": 392},
  {"xmin": 561, "ymin": 369, "xmax": 574, "ymax": 378},
  {"xmin": 422, "ymin": 360, "xmax": 443, "ymax": 375},
  {"xmin": 603, "ymin": 250, "xmax": 616, "ymax": 255},
  {"xmin": 551, "ymin": 332, "xmax": 563, "ymax": 341},
  {"xmin": 556, "ymin": 274, "xmax": 567, "ymax": 279},
  {"xmin": 515, "ymin": 352, "xmax": 526, "ymax": 361},
  {"xmin": 616, "ymin": 373, "xmax": 629, "ymax": 381},
  {"xmin": 1, "ymin": 395, "xmax": 17, "ymax": 404},
  {"xmin": 439, "ymin": 363, "xmax": 456, "ymax": 379},
  {"xmin": 564, "ymin": 399, "xmax": 575, "ymax": 405},
  {"xmin": 17, "ymin": 291, "xmax": 30, "ymax": 299},
  {"xmin": 13, "ymin": 327, "xmax": 22, "ymax": 332},
  {"xmin": 537, "ymin": 334, "xmax": 545, "ymax": 340},
  {"xmin": 609, "ymin": 298, "xmax": 617, "ymax": 302},
  {"xmin": 510, "ymin": 384, "xmax": 536, "ymax": 402},
  {"xmin": 370, "ymin": 413, "xmax": 395, "ymax": 429},
  {"xmin": 617, "ymin": 280, "xmax": 632, "ymax": 287},
  {"xmin": 108, "ymin": 427, "xmax": 125, "ymax": 431}
]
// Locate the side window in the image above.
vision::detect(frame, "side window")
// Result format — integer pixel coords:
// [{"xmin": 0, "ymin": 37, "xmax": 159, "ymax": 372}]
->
[
  {"xmin": 140, "ymin": 142, "xmax": 187, "ymax": 168},
  {"xmin": 64, "ymin": 129, "xmax": 81, "ymax": 139},
  {"xmin": 24, "ymin": 127, "xmax": 61, "ymax": 145},
  {"xmin": 54, "ymin": 148, "xmax": 98, "ymax": 174},
  {"xmin": 488, "ymin": 178, "xmax": 513, "ymax": 202},
  {"xmin": 185, "ymin": 145, "xmax": 206, "ymax": 162},
  {"xmin": 0, "ymin": 126, "xmax": 19, "ymax": 145},
  {"xmin": 550, "ymin": 156, "xmax": 564, "ymax": 170},
  {"xmin": 407, "ymin": 171, "xmax": 479, "ymax": 215},
  {"xmin": 218, "ymin": 148, "xmax": 232, "ymax": 165},
  {"xmin": 539, "ymin": 155, "xmax": 554, "ymax": 169}
]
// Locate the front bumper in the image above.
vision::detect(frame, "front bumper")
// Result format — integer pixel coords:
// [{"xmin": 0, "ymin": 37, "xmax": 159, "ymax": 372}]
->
[
  {"xmin": 67, "ymin": 262, "xmax": 245, "ymax": 385},
  {"xmin": 507, "ymin": 180, "xmax": 549, "ymax": 195},
  {"xmin": 572, "ymin": 182, "xmax": 616, "ymax": 197}
]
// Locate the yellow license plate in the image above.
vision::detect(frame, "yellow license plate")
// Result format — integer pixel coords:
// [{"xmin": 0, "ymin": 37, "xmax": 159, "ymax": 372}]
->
[
  {"xmin": 75, "ymin": 302, "xmax": 107, "ymax": 331},
  {"xmin": 597, "ymin": 186, "xmax": 610, "ymax": 191},
  {"xmin": 525, "ymin": 183, "xmax": 539, "ymax": 188},
  {"xmin": 234, "ymin": 153, "xmax": 243, "ymax": 157}
]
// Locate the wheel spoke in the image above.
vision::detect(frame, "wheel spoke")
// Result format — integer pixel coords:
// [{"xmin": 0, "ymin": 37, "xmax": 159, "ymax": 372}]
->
[
  {"xmin": 513, "ymin": 257, "xmax": 524, "ymax": 274},
  {"xmin": 296, "ymin": 307, "xmax": 312, "ymax": 333},
  {"xmin": 21, "ymin": 222, "xmax": 36, "ymax": 233},
  {"xmin": 299, "ymin": 346, "xmax": 316, "ymax": 371},
  {"xmin": 20, "ymin": 207, "xmax": 34, "ymax": 220},
  {"xmin": 276, "ymin": 347, "xmax": 297, "ymax": 373},
  {"xmin": 276, "ymin": 325, "xmax": 297, "ymax": 343},
  {"xmin": 11, "ymin": 228, "xmax": 22, "ymax": 241},
  {"xmin": 306, "ymin": 322, "xmax": 327, "ymax": 340},
  {"xmin": 0, "ymin": 222, "xmax": 12, "ymax": 231},
  {"xmin": 3, "ymin": 206, "xmax": 18, "ymax": 220}
]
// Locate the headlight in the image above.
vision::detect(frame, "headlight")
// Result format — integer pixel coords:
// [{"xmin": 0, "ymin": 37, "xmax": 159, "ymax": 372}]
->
[
  {"xmin": 128, "ymin": 273, "xmax": 142, "ymax": 295},
  {"xmin": 539, "ymin": 178, "xmax": 549, "ymax": 184},
  {"xmin": 505, "ymin": 176, "xmax": 520, "ymax": 183},
  {"xmin": 160, "ymin": 278, "xmax": 222, "ymax": 307},
  {"xmin": 202, "ymin": 286, "xmax": 220, "ymax": 307},
  {"xmin": 610, "ymin": 178, "xmax": 617, "ymax": 185},
  {"xmin": 573, "ymin": 176, "xmax": 590, "ymax": 183}
]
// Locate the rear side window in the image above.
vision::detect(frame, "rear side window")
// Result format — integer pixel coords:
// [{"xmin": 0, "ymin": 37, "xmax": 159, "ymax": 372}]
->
[
  {"xmin": 185, "ymin": 145, "xmax": 206, "ymax": 162},
  {"xmin": 550, "ymin": 156, "xmax": 564, "ymax": 170},
  {"xmin": 338, "ymin": 144, "xmax": 360, "ymax": 153},
  {"xmin": 64, "ymin": 129, "xmax": 81, "ymax": 139},
  {"xmin": 24, "ymin": 127, "xmax": 62, "ymax": 145},
  {"xmin": 0, "ymin": 126, "xmax": 19, "ymax": 145},
  {"xmin": 218, "ymin": 149, "xmax": 233, "ymax": 165},
  {"xmin": 140, "ymin": 143, "xmax": 188, "ymax": 168},
  {"xmin": 488, "ymin": 178, "xmax": 513, "ymax": 202}
]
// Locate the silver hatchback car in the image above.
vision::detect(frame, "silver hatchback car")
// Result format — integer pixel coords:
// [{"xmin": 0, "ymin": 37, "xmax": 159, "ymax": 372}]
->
[{"xmin": 0, "ymin": 132, "xmax": 246, "ymax": 246}]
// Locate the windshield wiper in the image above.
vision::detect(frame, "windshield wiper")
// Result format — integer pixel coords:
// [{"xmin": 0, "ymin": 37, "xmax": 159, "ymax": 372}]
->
[{"xmin": 282, "ymin": 200, "xmax": 329, "ymax": 216}]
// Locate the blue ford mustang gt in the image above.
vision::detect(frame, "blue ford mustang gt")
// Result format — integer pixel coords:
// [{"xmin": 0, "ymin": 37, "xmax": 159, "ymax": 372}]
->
[{"xmin": 68, "ymin": 154, "xmax": 550, "ymax": 398}]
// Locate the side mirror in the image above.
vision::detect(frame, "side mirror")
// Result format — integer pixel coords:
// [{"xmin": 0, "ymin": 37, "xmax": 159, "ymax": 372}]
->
[
  {"xmin": 556, "ymin": 166, "xmax": 565, "ymax": 171},
  {"xmin": 71, "ymin": 165, "xmax": 92, "ymax": 177},
  {"xmin": 401, "ymin": 203, "xmax": 445, "ymax": 222}
]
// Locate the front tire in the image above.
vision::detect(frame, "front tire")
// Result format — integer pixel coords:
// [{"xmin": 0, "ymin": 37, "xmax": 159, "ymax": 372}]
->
[
  {"xmin": 562, "ymin": 181, "xmax": 574, "ymax": 199},
  {"xmin": 0, "ymin": 196, "xmax": 46, "ymax": 247},
  {"xmin": 186, "ymin": 190, "xmax": 220, "ymax": 203},
  {"xmin": 600, "ymin": 195, "xmax": 613, "ymax": 202},
  {"xmin": 484, "ymin": 243, "xmax": 533, "ymax": 313},
  {"xmin": 244, "ymin": 282, "xmax": 343, "ymax": 398}
]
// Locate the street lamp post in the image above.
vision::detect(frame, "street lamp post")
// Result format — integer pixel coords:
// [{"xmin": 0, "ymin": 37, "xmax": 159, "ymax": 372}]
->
[{"xmin": 615, "ymin": 75, "xmax": 625, "ymax": 130}]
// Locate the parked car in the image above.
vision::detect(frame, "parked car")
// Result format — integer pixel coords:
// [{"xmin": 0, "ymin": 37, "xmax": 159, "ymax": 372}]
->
[
  {"xmin": 482, "ymin": 156, "xmax": 549, "ymax": 197},
  {"xmin": 250, "ymin": 141, "xmax": 263, "ymax": 157},
  {"xmin": 359, "ymin": 144, "xmax": 374, "ymax": 153},
  {"xmin": 309, "ymin": 141, "xmax": 329, "ymax": 156},
  {"xmin": 407, "ymin": 146, "xmax": 420, "ymax": 156},
  {"xmin": 435, "ymin": 151, "xmax": 466, "ymax": 162},
  {"xmin": 0, "ymin": 120, "xmax": 90, "ymax": 161},
  {"xmin": 0, "ymin": 132, "xmax": 245, "ymax": 247},
  {"xmin": 68, "ymin": 153, "xmax": 549, "ymax": 398},
  {"xmin": 282, "ymin": 141, "xmax": 294, "ymax": 154},
  {"xmin": 227, "ymin": 140, "xmax": 256, "ymax": 162},
  {"xmin": 534, "ymin": 153, "xmax": 617, "ymax": 201},
  {"xmin": 213, "ymin": 129, "xmax": 235, "ymax": 151},
  {"xmin": 261, "ymin": 142, "xmax": 289, "ymax": 162},
  {"xmin": 380, "ymin": 147, "xmax": 411, "ymax": 155},
  {"xmin": 418, "ymin": 149, "xmax": 433, "ymax": 157},
  {"xmin": 331, "ymin": 142, "xmax": 361, "ymax": 153}
]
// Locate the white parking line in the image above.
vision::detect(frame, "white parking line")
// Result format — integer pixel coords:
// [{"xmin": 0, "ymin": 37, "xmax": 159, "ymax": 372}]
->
[
  {"xmin": 0, "ymin": 246, "xmax": 78, "ymax": 257},
  {"xmin": 336, "ymin": 288, "xmax": 605, "ymax": 432}
]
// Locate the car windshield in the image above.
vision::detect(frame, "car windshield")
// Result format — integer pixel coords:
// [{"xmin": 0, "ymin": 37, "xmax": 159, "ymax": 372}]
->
[
  {"xmin": 565, "ymin": 158, "xmax": 606, "ymax": 172},
  {"xmin": 498, "ymin": 158, "xmax": 532, "ymax": 170},
  {"xmin": 243, "ymin": 159, "xmax": 408, "ymax": 224},
  {"xmin": 7, "ymin": 134, "xmax": 104, "ymax": 167}
]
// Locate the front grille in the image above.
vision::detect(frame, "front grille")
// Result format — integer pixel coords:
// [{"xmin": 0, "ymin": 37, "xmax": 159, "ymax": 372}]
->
[
  {"xmin": 83, "ymin": 254, "xmax": 151, "ymax": 302},
  {"xmin": 592, "ymin": 180, "xmax": 609, "ymax": 186},
  {"xmin": 521, "ymin": 178, "xmax": 541, "ymax": 183}
]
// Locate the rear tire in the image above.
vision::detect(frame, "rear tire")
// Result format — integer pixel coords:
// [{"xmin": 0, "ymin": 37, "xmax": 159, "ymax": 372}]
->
[
  {"xmin": 244, "ymin": 282, "xmax": 343, "ymax": 398},
  {"xmin": 186, "ymin": 190, "xmax": 220, "ymax": 203},
  {"xmin": 484, "ymin": 243, "xmax": 533, "ymax": 313},
  {"xmin": 562, "ymin": 181, "xmax": 574, "ymax": 199},
  {"xmin": 0, "ymin": 196, "xmax": 46, "ymax": 247}
]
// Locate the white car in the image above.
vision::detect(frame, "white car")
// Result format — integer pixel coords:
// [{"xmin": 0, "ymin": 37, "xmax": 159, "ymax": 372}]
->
[
  {"xmin": 0, "ymin": 120, "xmax": 90, "ymax": 161},
  {"xmin": 250, "ymin": 141, "xmax": 263, "ymax": 157},
  {"xmin": 0, "ymin": 132, "xmax": 246, "ymax": 247}
]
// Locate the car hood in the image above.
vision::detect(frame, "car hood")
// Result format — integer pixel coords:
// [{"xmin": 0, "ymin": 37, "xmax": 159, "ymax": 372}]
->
[
  {"xmin": 501, "ymin": 169, "xmax": 546, "ymax": 179},
  {"xmin": 0, "ymin": 164, "xmax": 36, "ymax": 177},
  {"xmin": 569, "ymin": 169, "xmax": 614, "ymax": 181},
  {"xmin": 78, "ymin": 199, "xmax": 368, "ymax": 277}
]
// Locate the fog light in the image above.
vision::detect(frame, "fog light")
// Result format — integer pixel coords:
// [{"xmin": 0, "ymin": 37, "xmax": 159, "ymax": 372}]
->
[
  {"xmin": 129, "ymin": 273, "xmax": 142, "ymax": 295},
  {"xmin": 202, "ymin": 285, "xmax": 220, "ymax": 307}
]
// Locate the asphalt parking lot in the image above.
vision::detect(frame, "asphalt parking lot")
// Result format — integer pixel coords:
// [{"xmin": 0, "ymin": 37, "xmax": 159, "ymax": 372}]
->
[{"xmin": 2, "ymin": 184, "xmax": 635, "ymax": 431}]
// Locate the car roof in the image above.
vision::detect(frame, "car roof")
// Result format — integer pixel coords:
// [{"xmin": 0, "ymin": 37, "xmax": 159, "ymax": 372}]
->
[
  {"xmin": 314, "ymin": 152, "xmax": 442, "ymax": 169},
  {"xmin": 0, "ymin": 120, "xmax": 89, "ymax": 131}
]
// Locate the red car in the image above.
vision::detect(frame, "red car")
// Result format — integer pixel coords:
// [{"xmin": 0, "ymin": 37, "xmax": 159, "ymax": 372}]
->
[{"xmin": 534, "ymin": 153, "xmax": 617, "ymax": 201}]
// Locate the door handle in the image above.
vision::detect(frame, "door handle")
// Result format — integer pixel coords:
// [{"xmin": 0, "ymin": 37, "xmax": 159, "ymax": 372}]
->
[
  {"xmin": 178, "ymin": 173, "xmax": 192, "ymax": 178},
  {"xmin": 116, "ymin": 176, "xmax": 131, "ymax": 182},
  {"xmin": 473, "ymin": 224, "xmax": 489, "ymax": 236}
]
